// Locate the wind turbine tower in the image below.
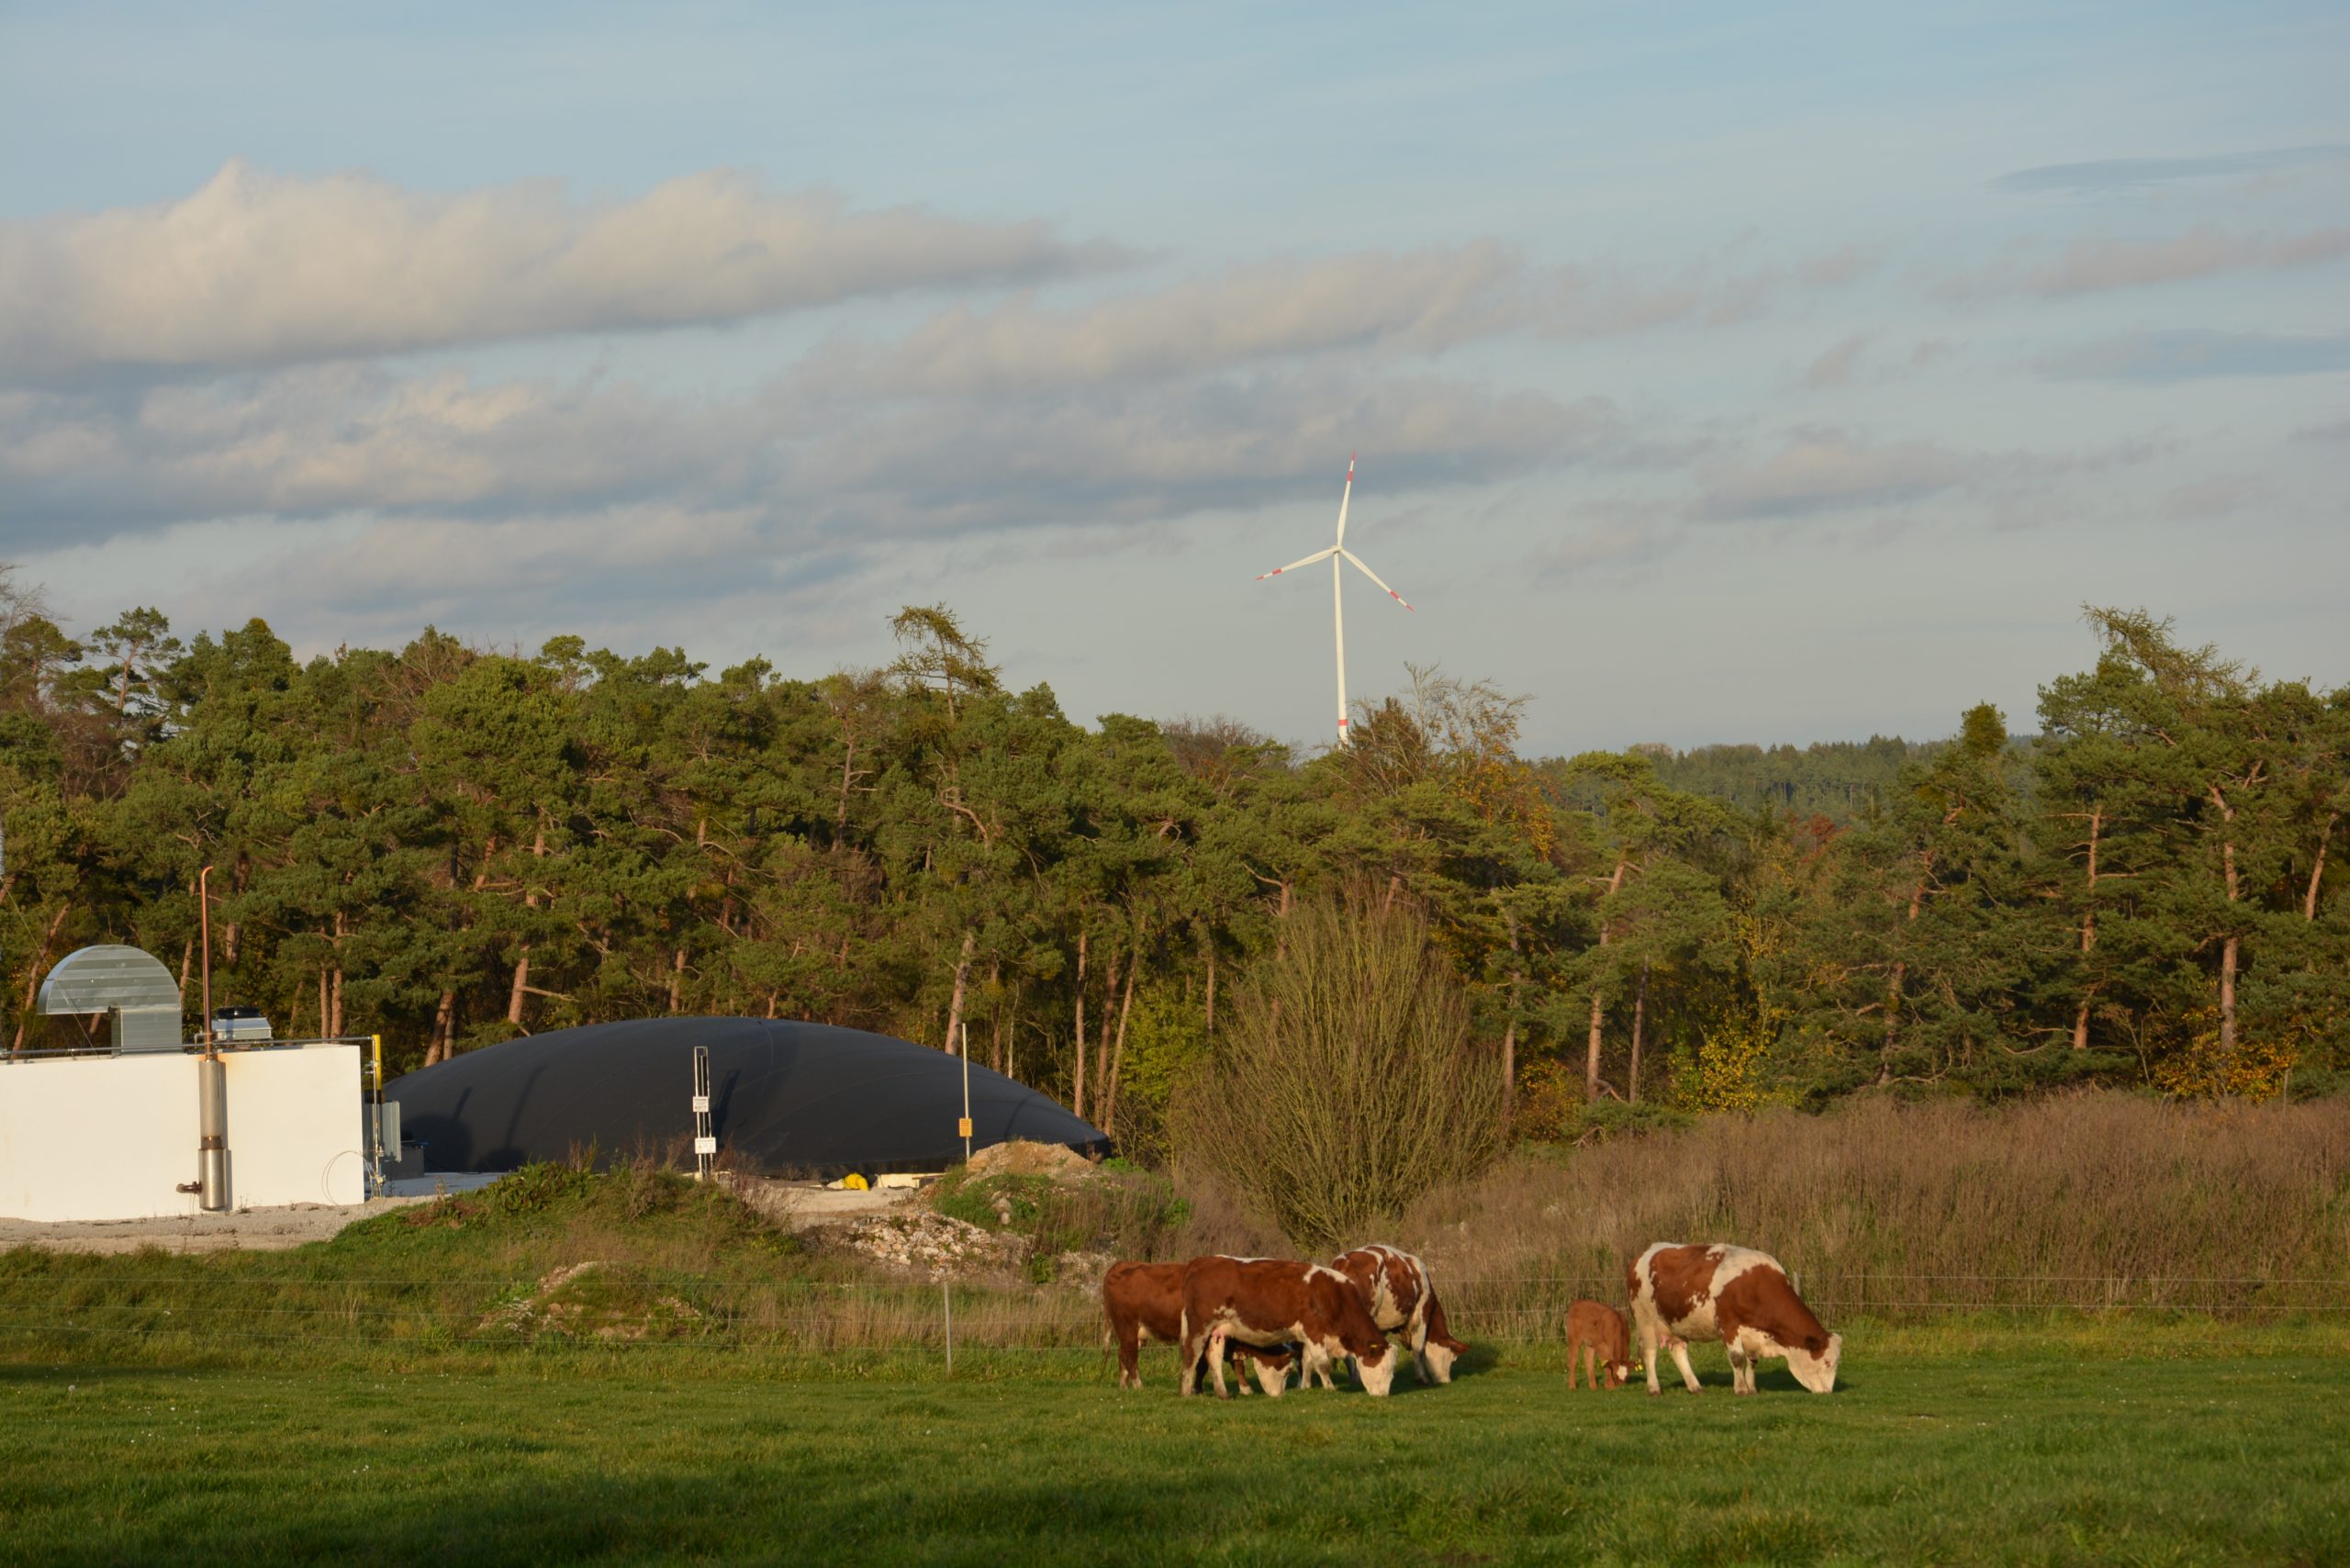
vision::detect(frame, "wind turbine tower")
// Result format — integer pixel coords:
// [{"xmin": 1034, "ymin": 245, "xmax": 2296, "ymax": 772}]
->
[{"xmin": 1255, "ymin": 455, "xmax": 1415, "ymax": 746}]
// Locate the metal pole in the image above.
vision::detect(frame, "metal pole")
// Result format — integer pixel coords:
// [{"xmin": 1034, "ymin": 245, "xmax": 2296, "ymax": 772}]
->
[
  {"xmin": 942, "ymin": 1280, "xmax": 953, "ymax": 1377},
  {"xmin": 692, "ymin": 1045, "xmax": 715, "ymax": 1181},
  {"xmin": 959, "ymin": 1021, "xmax": 973, "ymax": 1164},
  {"xmin": 196, "ymin": 1054, "xmax": 229, "ymax": 1211},
  {"xmin": 369, "ymin": 1034, "xmax": 384, "ymax": 1195},
  {"xmin": 197, "ymin": 865, "xmax": 215, "ymax": 1047},
  {"xmin": 196, "ymin": 864, "xmax": 228, "ymax": 1210}
]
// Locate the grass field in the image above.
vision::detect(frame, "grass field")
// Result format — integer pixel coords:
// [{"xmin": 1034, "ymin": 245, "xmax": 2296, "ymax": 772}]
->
[{"xmin": 6, "ymin": 1338, "xmax": 2347, "ymax": 1567}]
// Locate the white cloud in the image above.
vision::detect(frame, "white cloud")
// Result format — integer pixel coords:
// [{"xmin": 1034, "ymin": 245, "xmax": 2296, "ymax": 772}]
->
[
  {"xmin": 0, "ymin": 161, "xmax": 1119, "ymax": 381},
  {"xmin": 1946, "ymin": 225, "xmax": 2350, "ymax": 298},
  {"xmin": 800, "ymin": 244, "xmax": 1812, "ymax": 397},
  {"xmin": 1, "ymin": 360, "xmax": 1620, "ymax": 554},
  {"xmin": 1800, "ymin": 333, "xmax": 1873, "ymax": 388}
]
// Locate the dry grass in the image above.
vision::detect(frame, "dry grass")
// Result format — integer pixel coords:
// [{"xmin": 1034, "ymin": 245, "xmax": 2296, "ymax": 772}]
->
[
  {"xmin": 6, "ymin": 1094, "xmax": 2343, "ymax": 1372},
  {"xmin": 1379, "ymin": 1090, "xmax": 2350, "ymax": 1337}
]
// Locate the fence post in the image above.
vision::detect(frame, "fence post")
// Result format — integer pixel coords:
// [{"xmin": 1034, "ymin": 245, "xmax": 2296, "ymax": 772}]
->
[{"xmin": 943, "ymin": 1280, "xmax": 953, "ymax": 1377}]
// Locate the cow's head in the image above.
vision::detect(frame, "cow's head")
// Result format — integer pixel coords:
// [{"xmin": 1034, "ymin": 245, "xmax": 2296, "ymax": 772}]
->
[
  {"xmin": 1352, "ymin": 1341, "xmax": 1396, "ymax": 1397},
  {"xmin": 1787, "ymin": 1330, "xmax": 1842, "ymax": 1394},
  {"xmin": 1604, "ymin": 1359, "xmax": 1631, "ymax": 1388}
]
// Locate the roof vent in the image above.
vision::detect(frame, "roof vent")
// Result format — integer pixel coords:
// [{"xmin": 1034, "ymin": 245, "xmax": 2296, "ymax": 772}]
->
[{"xmin": 37, "ymin": 945, "xmax": 185, "ymax": 1051}]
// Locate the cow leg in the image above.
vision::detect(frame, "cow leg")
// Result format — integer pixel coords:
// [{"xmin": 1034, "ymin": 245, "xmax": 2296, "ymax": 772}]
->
[
  {"xmin": 1118, "ymin": 1328, "xmax": 1142, "ymax": 1390},
  {"xmin": 1208, "ymin": 1328, "xmax": 1233, "ymax": 1400},
  {"xmin": 1639, "ymin": 1317, "xmax": 1664, "ymax": 1395},
  {"xmin": 1406, "ymin": 1303, "xmax": 1433, "ymax": 1384},
  {"xmin": 1668, "ymin": 1335, "xmax": 1702, "ymax": 1394},
  {"xmin": 1727, "ymin": 1341, "xmax": 1752, "ymax": 1394},
  {"xmin": 1179, "ymin": 1313, "xmax": 1203, "ymax": 1397}
]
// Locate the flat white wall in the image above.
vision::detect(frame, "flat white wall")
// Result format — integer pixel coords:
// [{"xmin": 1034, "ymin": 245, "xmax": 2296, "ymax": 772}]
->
[{"xmin": 0, "ymin": 1043, "xmax": 365, "ymax": 1222}]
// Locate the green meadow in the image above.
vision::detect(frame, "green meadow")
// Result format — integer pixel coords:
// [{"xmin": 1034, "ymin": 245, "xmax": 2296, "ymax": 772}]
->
[{"xmin": 6, "ymin": 1337, "xmax": 2346, "ymax": 1567}]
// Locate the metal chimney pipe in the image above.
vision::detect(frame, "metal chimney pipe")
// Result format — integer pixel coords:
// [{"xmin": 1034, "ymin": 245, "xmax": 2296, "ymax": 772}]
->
[
  {"xmin": 197, "ymin": 865, "xmax": 215, "ymax": 1047},
  {"xmin": 196, "ymin": 1053, "xmax": 229, "ymax": 1212}
]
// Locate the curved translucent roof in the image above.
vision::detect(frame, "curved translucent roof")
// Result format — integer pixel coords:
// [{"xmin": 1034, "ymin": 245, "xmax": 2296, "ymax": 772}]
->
[{"xmin": 37, "ymin": 946, "xmax": 183, "ymax": 1050}]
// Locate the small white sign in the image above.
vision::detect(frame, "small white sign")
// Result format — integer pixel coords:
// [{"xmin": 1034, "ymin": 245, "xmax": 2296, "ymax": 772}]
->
[
  {"xmin": 690, "ymin": 1095, "xmax": 711, "ymax": 1114},
  {"xmin": 693, "ymin": 1136, "xmax": 717, "ymax": 1155}
]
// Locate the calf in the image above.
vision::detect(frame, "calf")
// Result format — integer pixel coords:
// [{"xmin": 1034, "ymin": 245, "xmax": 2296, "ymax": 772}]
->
[
  {"xmin": 1179, "ymin": 1256, "xmax": 1397, "ymax": 1399},
  {"xmin": 1325, "ymin": 1244, "xmax": 1470, "ymax": 1386},
  {"xmin": 1102, "ymin": 1260, "xmax": 1294, "ymax": 1394},
  {"xmin": 1564, "ymin": 1299, "xmax": 1632, "ymax": 1390},
  {"xmin": 1628, "ymin": 1242, "xmax": 1842, "ymax": 1395}
]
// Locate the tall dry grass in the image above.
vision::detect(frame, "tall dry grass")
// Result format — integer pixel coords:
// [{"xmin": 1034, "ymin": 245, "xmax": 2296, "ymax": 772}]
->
[
  {"xmin": 6, "ymin": 1094, "xmax": 2344, "ymax": 1372},
  {"xmin": 1378, "ymin": 1091, "xmax": 2350, "ymax": 1335}
]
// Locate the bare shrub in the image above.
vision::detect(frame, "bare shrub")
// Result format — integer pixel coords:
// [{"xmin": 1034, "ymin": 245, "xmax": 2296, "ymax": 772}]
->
[{"xmin": 1174, "ymin": 890, "xmax": 1505, "ymax": 1249}]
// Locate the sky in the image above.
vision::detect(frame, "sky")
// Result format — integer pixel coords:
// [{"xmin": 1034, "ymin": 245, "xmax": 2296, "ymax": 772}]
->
[{"xmin": 2, "ymin": 2, "xmax": 2344, "ymax": 756}]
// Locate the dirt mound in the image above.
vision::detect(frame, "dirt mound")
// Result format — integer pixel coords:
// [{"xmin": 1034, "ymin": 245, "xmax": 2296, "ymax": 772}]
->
[
  {"xmin": 477, "ymin": 1260, "xmax": 702, "ymax": 1339},
  {"xmin": 967, "ymin": 1139, "xmax": 1096, "ymax": 1180},
  {"xmin": 809, "ymin": 1211, "xmax": 1029, "ymax": 1282}
]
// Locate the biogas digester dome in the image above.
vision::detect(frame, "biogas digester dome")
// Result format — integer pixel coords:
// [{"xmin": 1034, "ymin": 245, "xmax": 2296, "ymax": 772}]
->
[{"xmin": 386, "ymin": 1018, "xmax": 1108, "ymax": 1176}]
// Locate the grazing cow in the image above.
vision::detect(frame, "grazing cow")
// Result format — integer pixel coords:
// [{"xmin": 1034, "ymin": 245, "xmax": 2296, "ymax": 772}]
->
[
  {"xmin": 1628, "ymin": 1242, "xmax": 1842, "ymax": 1395},
  {"xmin": 1324, "ymin": 1244, "xmax": 1470, "ymax": 1386},
  {"xmin": 1564, "ymin": 1299, "xmax": 1632, "ymax": 1390},
  {"xmin": 1179, "ymin": 1256, "xmax": 1397, "ymax": 1399},
  {"xmin": 1101, "ymin": 1260, "xmax": 1295, "ymax": 1394}
]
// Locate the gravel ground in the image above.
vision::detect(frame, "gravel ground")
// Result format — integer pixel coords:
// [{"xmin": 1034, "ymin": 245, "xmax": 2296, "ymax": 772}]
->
[
  {"xmin": 0, "ymin": 1173, "xmax": 910, "ymax": 1255},
  {"xmin": 0, "ymin": 1197, "xmax": 441, "ymax": 1255}
]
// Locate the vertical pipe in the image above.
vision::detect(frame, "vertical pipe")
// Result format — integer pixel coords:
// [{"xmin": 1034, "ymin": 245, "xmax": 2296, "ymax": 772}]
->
[
  {"xmin": 370, "ymin": 1034, "xmax": 384, "ymax": 1195},
  {"xmin": 197, "ymin": 865, "xmax": 215, "ymax": 1046},
  {"xmin": 960, "ymin": 1021, "xmax": 973, "ymax": 1164},
  {"xmin": 196, "ymin": 1054, "xmax": 229, "ymax": 1212}
]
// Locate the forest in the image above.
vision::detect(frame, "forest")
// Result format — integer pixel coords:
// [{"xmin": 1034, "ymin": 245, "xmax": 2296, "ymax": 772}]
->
[{"xmin": 3, "ymin": 561, "xmax": 2344, "ymax": 1158}]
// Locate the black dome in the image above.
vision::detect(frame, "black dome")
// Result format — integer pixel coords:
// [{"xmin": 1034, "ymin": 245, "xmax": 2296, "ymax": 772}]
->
[{"xmin": 386, "ymin": 1017, "xmax": 1108, "ymax": 1176}]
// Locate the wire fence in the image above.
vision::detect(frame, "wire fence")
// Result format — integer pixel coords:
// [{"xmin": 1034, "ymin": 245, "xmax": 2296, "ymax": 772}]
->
[{"xmin": 2, "ymin": 1267, "xmax": 2344, "ymax": 1361}]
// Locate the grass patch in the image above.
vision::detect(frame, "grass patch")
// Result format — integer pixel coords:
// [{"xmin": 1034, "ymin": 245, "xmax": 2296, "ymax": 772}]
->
[{"xmin": 4, "ymin": 1342, "xmax": 2345, "ymax": 1565}]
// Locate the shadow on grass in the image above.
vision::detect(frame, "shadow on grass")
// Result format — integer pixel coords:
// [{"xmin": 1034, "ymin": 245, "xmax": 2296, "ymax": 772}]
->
[{"xmin": 21, "ymin": 1436, "xmax": 1322, "ymax": 1568}]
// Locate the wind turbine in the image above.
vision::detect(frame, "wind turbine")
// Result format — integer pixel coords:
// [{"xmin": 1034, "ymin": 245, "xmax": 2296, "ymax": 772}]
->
[{"xmin": 1254, "ymin": 454, "xmax": 1414, "ymax": 746}]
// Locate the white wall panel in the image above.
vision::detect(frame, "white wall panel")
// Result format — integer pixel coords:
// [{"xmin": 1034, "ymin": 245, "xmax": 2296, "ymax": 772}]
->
[{"xmin": 0, "ymin": 1043, "xmax": 364, "ymax": 1221}]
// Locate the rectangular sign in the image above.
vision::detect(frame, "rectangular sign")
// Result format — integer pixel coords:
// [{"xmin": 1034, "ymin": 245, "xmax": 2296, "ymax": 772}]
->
[{"xmin": 957, "ymin": 1118, "xmax": 973, "ymax": 1138}]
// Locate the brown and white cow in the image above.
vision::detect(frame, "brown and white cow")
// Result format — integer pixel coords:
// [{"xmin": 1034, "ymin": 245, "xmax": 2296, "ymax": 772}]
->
[
  {"xmin": 1564, "ymin": 1298, "xmax": 1632, "ymax": 1390},
  {"xmin": 1322, "ymin": 1244, "xmax": 1470, "ymax": 1386},
  {"xmin": 1178, "ymin": 1256, "xmax": 1397, "ymax": 1399},
  {"xmin": 1101, "ymin": 1260, "xmax": 1295, "ymax": 1394},
  {"xmin": 1628, "ymin": 1242, "xmax": 1842, "ymax": 1395}
]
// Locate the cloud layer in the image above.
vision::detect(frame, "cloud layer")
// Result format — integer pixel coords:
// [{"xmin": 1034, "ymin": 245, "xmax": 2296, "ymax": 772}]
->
[
  {"xmin": 1949, "ymin": 225, "xmax": 2350, "ymax": 297},
  {"xmin": 0, "ymin": 161, "xmax": 1116, "ymax": 380},
  {"xmin": 1992, "ymin": 143, "xmax": 2350, "ymax": 195}
]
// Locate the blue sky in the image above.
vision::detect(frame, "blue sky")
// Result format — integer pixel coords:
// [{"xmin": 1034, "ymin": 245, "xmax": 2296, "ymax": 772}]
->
[{"xmin": 2, "ymin": 2, "xmax": 2344, "ymax": 753}]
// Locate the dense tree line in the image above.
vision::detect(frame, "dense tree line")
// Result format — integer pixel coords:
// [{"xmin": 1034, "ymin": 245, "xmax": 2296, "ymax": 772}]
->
[{"xmin": 3, "ymin": 563, "xmax": 2344, "ymax": 1153}]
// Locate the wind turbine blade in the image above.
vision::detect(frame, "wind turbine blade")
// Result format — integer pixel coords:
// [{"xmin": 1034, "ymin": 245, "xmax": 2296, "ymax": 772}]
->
[
  {"xmin": 1334, "ymin": 454, "xmax": 1355, "ymax": 548},
  {"xmin": 1255, "ymin": 546, "xmax": 1338, "ymax": 580},
  {"xmin": 1339, "ymin": 548, "xmax": 1416, "ymax": 610}
]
